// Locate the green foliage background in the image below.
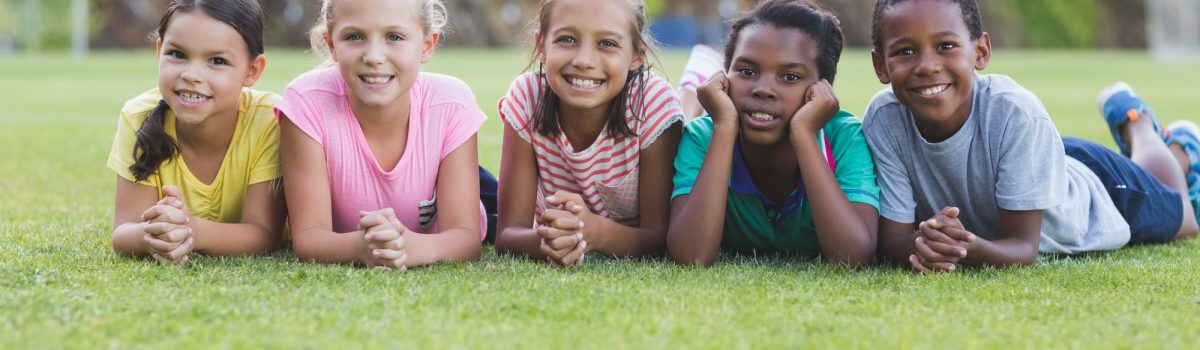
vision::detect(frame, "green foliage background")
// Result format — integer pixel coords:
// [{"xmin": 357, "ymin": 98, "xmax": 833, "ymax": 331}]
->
[
  {"xmin": 0, "ymin": 0, "xmax": 1156, "ymax": 51},
  {"xmin": 1010, "ymin": 0, "xmax": 1103, "ymax": 48}
]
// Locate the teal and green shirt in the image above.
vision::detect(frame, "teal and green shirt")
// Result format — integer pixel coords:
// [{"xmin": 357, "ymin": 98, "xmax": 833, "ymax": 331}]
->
[{"xmin": 672, "ymin": 111, "xmax": 880, "ymax": 255}]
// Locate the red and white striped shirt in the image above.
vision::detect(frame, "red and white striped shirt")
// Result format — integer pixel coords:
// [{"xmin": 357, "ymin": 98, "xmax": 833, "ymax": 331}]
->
[{"xmin": 499, "ymin": 72, "xmax": 683, "ymax": 226}]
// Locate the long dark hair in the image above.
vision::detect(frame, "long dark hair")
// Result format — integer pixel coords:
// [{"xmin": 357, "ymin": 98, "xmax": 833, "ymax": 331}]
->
[
  {"xmin": 525, "ymin": 0, "xmax": 660, "ymax": 139},
  {"xmin": 723, "ymin": 0, "xmax": 844, "ymax": 84},
  {"xmin": 130, "ymin": 0, "xmax": 265, "ymax": 182}
]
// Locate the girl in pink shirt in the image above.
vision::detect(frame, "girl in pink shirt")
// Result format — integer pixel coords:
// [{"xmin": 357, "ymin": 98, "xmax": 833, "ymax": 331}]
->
[
  {"xmin": 275, "ymin": 0, "xmax": 488, "ymax": 270},
  {"xmin": 495, "ymin": 0, "xmax": 685, "ymax": 267}
]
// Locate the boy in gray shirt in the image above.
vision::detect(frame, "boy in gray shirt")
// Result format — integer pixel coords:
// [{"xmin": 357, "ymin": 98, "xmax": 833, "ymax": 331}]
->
[{"xmin": 864, "ymin": 0, "xmax": 1199, "ymax": 272}]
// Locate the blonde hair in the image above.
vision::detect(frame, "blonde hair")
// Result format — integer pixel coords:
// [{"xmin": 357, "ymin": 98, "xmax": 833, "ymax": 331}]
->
[{"xmin": 308, "ymin": 0, "xmax": 448, "ymax": 64}]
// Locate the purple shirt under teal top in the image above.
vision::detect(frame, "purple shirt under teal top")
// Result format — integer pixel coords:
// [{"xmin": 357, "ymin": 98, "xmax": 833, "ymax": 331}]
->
[{"xmin": 672, "ymin": 111, "xmax": 881, "ymax": 255}]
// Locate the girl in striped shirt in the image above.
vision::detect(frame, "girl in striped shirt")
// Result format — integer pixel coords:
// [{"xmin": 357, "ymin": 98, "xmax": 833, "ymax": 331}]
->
[{"xmin": 495, "ymin": 0, "xmax": 685, "ymax": 267}]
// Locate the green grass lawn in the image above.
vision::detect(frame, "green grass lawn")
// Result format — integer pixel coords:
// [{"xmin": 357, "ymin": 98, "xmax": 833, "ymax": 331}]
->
[{"xmin": 1, "ymin": 49, "xmax": 1198, "ymax": 348}]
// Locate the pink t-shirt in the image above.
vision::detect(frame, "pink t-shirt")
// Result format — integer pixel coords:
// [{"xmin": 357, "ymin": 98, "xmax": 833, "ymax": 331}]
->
[
  {"xmin": 276, "ymin": 67, "xmax": 487, "ymax": 238},
  {"xmin": 499, "ymin": 72, "xmax": 683, "ymax": 226}
]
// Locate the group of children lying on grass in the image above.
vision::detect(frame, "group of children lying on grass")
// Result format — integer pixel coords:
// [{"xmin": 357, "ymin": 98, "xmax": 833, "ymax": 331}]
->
[{"xmin": 109, "ymin": 0, "xmax": 1200, "ymax": 272}]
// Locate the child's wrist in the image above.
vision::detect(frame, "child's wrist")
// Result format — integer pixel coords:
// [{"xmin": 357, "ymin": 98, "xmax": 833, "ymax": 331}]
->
[
  {"xmin": 357, "ymin": 231, "xmax": 374, "ymax": 266},
  {"xmin": 713, "ymin": 119, "xmax": 739, "ymax": 135}
]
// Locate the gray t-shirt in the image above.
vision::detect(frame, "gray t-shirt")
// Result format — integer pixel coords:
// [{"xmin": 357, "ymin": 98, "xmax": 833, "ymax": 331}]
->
[{"xmin": 862, "ymin": 73, "xmax": 1130, "ymax": 254}]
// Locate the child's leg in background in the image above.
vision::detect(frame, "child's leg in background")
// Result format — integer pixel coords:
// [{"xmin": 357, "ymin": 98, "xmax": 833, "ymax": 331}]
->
[
  {"xmin": 1102, "ymin": 84, "xmax": 1198, "ymax": 239},
  {"xmin": 678, "ymin": 45, "xmax": 723, "ymax": 120},
  {"xmin": 1064, "ymin": 137, "xmax": 1194, "ymax": 244},
  {"xmin": 479, "ymin": 166, "xmax": 499, "ymax": 243},
  {"xmin": 1165, "ymin": 120, "xmax": 1200, "ymax": 230}
]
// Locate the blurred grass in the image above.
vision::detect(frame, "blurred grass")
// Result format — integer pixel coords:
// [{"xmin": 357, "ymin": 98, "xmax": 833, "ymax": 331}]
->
[{"xmin": 0, "ymin": 49, "xmax": 1198, "ymax": 349}]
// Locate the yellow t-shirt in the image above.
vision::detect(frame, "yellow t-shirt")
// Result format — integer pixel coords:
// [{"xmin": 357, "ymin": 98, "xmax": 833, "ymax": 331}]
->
[{"xmin": 107, "ymin": 88, "xmax": 282, "ymax": 223}]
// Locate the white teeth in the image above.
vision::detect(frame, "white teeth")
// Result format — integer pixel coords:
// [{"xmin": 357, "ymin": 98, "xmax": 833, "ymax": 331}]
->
[
  {"xmin": 179, "ymin": 92, "xmax": 207, "ymax": 102},
  {"xmin": 749, "ymin": 112, "xmax": 775, "ymax": 121},
  {"xmin": 569, "ymin": 78, "xmax": 601, "ymax": 89},
  {"xmin": 919, "ymin": 85, "xmax": 948, "ymax": 96},
  {"xmin": 363, "ymin": 76, "xmax": 391, "ymax": 84}
]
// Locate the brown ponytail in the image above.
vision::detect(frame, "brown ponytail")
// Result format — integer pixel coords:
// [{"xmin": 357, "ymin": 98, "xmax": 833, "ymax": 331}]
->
[{"xmin": 129, "ymin": 100, "xmax": 179, "ymax": 182}]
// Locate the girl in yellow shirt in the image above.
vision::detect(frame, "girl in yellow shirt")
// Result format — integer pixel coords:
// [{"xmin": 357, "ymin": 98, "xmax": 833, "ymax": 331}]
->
[{"xmin": 107, "ymin": 0, "xmax": 283, "ymax": 264}]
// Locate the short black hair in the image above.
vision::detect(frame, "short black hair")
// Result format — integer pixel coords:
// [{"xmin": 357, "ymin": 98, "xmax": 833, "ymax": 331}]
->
[
  {"xmin": 871, "ymin": 0, "xmax": 983, "ymax": 55},
  {"xmin": 723, "ymin": 0, "xmax": 844, "ymax": 84}
]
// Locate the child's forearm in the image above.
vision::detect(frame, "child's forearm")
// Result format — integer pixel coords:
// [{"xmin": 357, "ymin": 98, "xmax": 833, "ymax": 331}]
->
[
  {"xmin": 403, "ymin": 228, "xmax": 481, "ymax": 267},
  {"xmin": 960, "ymin": 237, "xmax": 1038, "ymax": 268},
  {"xmin": 190, "ymin": 217, "xmax": 278, "ymax": 256},
  {"xmin": 877, "ymin": 221, "xmax": 919, "ymax": 266},
  {"xmin": 291, "ymin": 225, "xmax": 368, "ymax": 265},
  {"xmin": 667, "ymin": 123, "xmax": 738, "ymax": 266},
  {"xmin": 959, "ymin": 209, "xmax": 1041, "ymax": 267},
  {"xmin": 495, "ymin": 226, "xmax": 549, "ymax": 259},
  {"xmin": 111, "ymin": 222, "xmax": 150, "ymax": 256},
  {"xmin": 588, "ymin": 217, "xmax": 666, "ymax": 258},
  {"xmin": 791, "ymin": 133, "xmax": 876, "ymax": 267}
]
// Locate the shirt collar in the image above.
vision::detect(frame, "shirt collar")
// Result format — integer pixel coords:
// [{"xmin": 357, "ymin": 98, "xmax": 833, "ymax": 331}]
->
[{"xmin": 730, "ymin": 140, "xmax": 807, "ymax": 208}]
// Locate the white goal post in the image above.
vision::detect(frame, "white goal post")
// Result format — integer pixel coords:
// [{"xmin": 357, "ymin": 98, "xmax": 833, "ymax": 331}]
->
[{"xmin": 1148, "ymin": 0, "xmax": 1200, "ymax": 60}]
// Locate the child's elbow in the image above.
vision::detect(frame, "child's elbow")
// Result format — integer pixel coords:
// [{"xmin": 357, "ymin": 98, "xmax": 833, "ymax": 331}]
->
[
  {"xmin": 1013, "ymin": 250, "xmax": 1039, "ymax": 267},
  {"xmin": 1014, "ymin": 240, "xmax": 1040, "ymax": 266},
  {"xmin": 242, "ymin": 226, "xmax": 281, "ymax": 256},
  {"xmin": 458, "ymin": 240, "xmax": 482, "ymax": 262},
  {"xmin": 828, "ymin": 251, "xmax": 874, "ymax": 269},
  {"xmin": 989, "ymin": 242, "xmax": 1039, "ymax": 268},
  {"xmin": 245, "ymin": 237, "xmax": 279, "ymax": 256},
  {"xmin": 492, "ymin": 228, "xmax": 525, "ymax": 256},
  {"xmin": 290, "ymin": 237, "xmax": 325, "ymax": 262},
  {"xmin": 825, "ymin": 238, "xmax": 876, "ymax": 268},
  {"xmin": 668, "ymin": 248, "xmax": 716, "ymax": 267}
]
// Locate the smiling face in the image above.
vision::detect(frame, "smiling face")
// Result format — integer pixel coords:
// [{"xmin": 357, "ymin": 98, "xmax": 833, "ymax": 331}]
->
[
  {"xmin": 872, "ymin": 0, "xmax": 990, "ymax": 137},
  {"xmin": 727, "ymin": 24, "xmax": 821, "ymax": 146},
  {"xmin": 325, "ymin": 0, "xmax": 438, "ymax": 111},
  {"xmin": 537, "ymin": 0, "xmax": 644, "ymax": 117},
  {"xmin": 156, "ymin": 11, "xmax": 262, "ymax": 126}
]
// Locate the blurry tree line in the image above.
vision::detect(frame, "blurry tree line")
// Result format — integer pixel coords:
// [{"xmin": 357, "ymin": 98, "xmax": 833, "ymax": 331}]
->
[{"xmin": 0, "ymin": 0, "xmax": 1157, "ymax": 52}]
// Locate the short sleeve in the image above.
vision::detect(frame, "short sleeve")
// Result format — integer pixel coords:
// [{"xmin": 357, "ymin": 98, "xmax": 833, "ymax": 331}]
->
[
  {"xmin": 863, "ymin": 98, "xmax": 917, "ymax": 224},
  {"xmin": 993, "ymin": 95, "xmax": 1066, "ymax": 210},
  {"xmin": 107, "ymin": 90, "xmax": 163, "ymax": 187},
  {"xmin": 671, "ymin": 116, "xmax": 715, "ymax": 199},
  {"xmin": 247, "ymin": 92, "xmax": 283, "ymax": 185},
  {"xmin": 824, "ymin": 111, "xmax": 880, "ymax": 212},
  {"xmin": 635, "ymin": 74, "xmax": 684, "ymax": 149},
  {"xmin": 437, "ymin": 79, "xmax": 488, "ymax": 159},
  {"xmin": 497, "ymin": 73, "xmax": 541, "ymax": 143},
  {"xmin": 274, "ymin": 77, "xmax": 327, "ymax": 147}
]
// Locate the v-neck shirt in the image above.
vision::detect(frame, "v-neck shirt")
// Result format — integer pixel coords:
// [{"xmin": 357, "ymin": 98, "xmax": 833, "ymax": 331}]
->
[{"xmin": 108, "ymin": 88, "xmax": 281, "ymax": 223}]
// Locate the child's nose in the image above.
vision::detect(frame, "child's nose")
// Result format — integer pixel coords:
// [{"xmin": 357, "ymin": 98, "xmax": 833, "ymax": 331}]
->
[
  {"xmin": 180, "ymin": 64, "xmax": 203, "ymax": 84},
  {"xmin": 363, "ymin": 43, "xmax": 386, "ymax": 65},
  {"xmin": 571, "ymin": 47, "xmax": 597, "ymax": 70},
  {"xmin": 751, "ymin": 83, "xmax": 776, "ymax": 100},
  {"xmin": 914, "ymin": 52, "xmax": 942, "ymax": 76}
]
